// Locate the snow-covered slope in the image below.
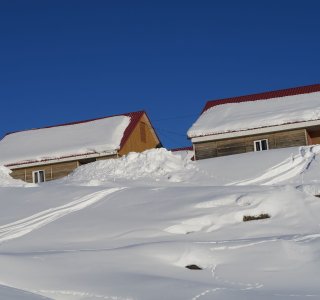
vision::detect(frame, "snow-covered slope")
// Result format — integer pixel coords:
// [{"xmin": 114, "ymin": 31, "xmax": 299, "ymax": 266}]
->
[{"xmin": 0, "ymin": 147, "xmax": 320, "ymax": 300}]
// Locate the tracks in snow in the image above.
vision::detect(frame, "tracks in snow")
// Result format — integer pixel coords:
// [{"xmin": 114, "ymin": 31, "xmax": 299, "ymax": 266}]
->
[
  {"xmin": 0, "ymin": 187, "xmax": 125, "ymax": 244},
  {"xmin": 229, "ymin": 145, "xmax": 320, "ymax": 186}
]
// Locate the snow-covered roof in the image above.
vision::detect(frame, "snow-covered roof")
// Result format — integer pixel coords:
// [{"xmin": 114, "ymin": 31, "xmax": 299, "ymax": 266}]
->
[
  {"xmin": 188, "ymin": 84, "xmax": 320, "ymax": 139},
  {"xmin": 0, "ymin": 113, "xmax": 140, "ymax": 166}
]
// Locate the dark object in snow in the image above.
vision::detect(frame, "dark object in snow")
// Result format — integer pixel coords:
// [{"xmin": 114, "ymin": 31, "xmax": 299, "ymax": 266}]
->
[
  {"xmin": 243, "ymin": 213, "xmax": 270, "ymax": 222},
  {"xmin": 315, "ymin": 195, "xmax": 320, "ymax": 198},
  {"xmin": 185, "ymin": 264, "xmax": 202, "ymax": 270}
]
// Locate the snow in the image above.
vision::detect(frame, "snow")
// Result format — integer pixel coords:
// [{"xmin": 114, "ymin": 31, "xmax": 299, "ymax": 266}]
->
[
  {"xmin": 65, "ymin": 148, "xmax": 195, "ymax": 185},
  {"xmin": 0, "ymin": 285, "xmax": 50, "ymax": 299},
  {"xmin": 188, "ymin": 91, "xmax": 320, "ymax": 137},
  {"xmin": 0, "ymin": 115, "xmax": 130, "ymax": 166},
  {"xmin": 0, "ymin": 166, "xmax": 26, "ymax": 187},
  {"xmin": 0, "ymin": 147, "xmax": 320, "ymax": 299}
]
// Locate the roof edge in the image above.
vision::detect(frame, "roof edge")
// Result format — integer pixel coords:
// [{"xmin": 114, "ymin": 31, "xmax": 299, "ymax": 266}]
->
[
  {"xmin": 202, "ymin": 83, "xmax": 320, "ymax": 113},
  {"xmin": 3, "ymin": 110, "xmax": 147, "ymax": 138}
]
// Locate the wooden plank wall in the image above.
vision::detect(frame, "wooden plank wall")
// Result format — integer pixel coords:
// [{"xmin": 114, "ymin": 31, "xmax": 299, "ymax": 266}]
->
[
  {"xmin": 10, "ymin": 154, "xmax": 119, "ymax": 183},
  {"xmin": 119, "ymin": 113, "xmax": 160, "ymax": 156},
  {"xmin": 194, "ymin": 128, "xmax": 307, "ymax": 160},
  {"xmin": 11, "ymin": 161, "xmax": 78, "ymax": 183}
]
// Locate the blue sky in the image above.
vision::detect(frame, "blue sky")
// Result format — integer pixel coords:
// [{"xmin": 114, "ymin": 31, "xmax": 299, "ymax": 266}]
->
[{"xmin": 1, "ymin": 1, "xmax": 319, "ymax": 148}]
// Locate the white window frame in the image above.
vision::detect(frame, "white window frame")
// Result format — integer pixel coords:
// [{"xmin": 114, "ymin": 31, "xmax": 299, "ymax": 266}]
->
[
  {"xmin": 32, "ymin": 170, "xmax": 46, "ymax": 183},
  {"xmin": 254, "ymin": 139, "xmax": 269, "ymax": 152}
]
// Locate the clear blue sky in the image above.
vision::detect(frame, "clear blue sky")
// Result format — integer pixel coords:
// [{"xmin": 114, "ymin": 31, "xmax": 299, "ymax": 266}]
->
[{"xmin": 1, "ymin": 1, "xmax": 319, "ymax": 148}]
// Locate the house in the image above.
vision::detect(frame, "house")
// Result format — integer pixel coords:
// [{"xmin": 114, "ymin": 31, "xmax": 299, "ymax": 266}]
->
[
  {"xmin": 0, "ymin": 111, "xmax": 162, "ymax": 183},
  {"xmin": 187, "ymin": 84, "xmax": 320, "ymax": 160}
]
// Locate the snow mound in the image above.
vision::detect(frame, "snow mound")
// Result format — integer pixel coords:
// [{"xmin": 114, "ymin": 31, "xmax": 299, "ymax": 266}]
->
[
  {"xmin": 165, "ymin": 186, "xmax": 317, "ymax": 235},
  {"xmin": 66, "ymin": 148, "xmax": 195, "ymax": 185},
  {"xmin": 0, "ymin": 166, "xmax": 26, "ymax": 187}
]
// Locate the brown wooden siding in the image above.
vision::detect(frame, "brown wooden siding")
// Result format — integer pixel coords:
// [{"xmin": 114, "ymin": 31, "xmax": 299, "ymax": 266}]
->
[
  {"xmin": 194, "ymin": 128, "xmax": 307, "ymax": 160},
  {"xmin": 10, "ymin": 154, "xmax": 118, "ymax": 183},
  {"xmin": 10, "ymin": 161, "xmax": 78, "ymax": 183},
  {"xmin": 119, "ymin": 113, "xmax": 160, "ymax": 156}
]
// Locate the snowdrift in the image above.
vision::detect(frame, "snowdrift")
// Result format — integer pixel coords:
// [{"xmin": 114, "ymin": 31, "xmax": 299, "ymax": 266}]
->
[
  {"xmin": 0, "ymin": 166, "xmax": 26, "ymax": 187},
  {"xmin": 65, "ymin": 148, "xmax": 195, "ymax": 185}
]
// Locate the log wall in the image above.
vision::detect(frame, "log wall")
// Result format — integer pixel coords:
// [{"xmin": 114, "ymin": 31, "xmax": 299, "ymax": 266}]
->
[
  {"xmin": 194, "ymin": 128, "xmax": 307, "ymax": 160},
  {"xmin": 10, "ymin": 161, "xmax": 79, "ymax": 183},
  {"xmin": 10, "ymin": 154, "xmax": 118, "ymax": 183}
]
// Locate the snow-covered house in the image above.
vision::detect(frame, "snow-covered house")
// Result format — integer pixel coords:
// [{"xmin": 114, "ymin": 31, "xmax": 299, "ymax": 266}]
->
[
  {"xmin": 188, "ymin": 84, "xmax": 320, "ymax": 160},
  {"xmin": 0, "ymin": 111, "xmax": 161, "ymax": 183}
]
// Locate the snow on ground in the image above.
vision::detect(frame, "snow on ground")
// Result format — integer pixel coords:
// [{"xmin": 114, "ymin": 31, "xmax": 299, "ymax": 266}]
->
[
  {"xmin": 0, "ymin": 147, "xmax": 320, "ymax": 299},
  {"xmin": 0, "ymin": 285, "xmax": 49, "ymax": 300}
]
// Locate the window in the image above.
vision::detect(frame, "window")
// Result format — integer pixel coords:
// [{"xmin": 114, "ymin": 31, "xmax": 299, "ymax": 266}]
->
[
  {"xmin": 254, "ymin": 139, "xmax": 269, "ymax": 151},
  {"xmin": 33, "ymin": 170, "xmax": 45, "ymax": 183}
]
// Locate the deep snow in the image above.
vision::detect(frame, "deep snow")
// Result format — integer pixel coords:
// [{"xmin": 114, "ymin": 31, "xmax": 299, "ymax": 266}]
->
[{"xmin": 0, "ymin": 147, "xmax": 320, "ymax": 299}]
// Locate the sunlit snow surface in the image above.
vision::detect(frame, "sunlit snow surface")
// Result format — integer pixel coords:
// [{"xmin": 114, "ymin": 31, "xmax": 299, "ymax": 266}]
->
[{"xmin": 0, "ymin": 147, "xmax": 320, "ymax": 299}]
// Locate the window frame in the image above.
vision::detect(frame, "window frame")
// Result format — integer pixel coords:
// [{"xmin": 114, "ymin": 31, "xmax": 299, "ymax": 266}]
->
[
  {"xmin": 32, "ymin": 170, "xmax": 46, "ymax": 183},
  {"xmin": 254, "ymin": 139, "xmax": 269, "ymax": 152}
]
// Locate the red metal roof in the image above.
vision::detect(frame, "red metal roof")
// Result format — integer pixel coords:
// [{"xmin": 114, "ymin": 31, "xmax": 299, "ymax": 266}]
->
[
  {"xmin": 2, "ymin": 110, "xmax": 163, "ymax": 167},
  {"xmin": 4, "ymin": 110, "xmax": 153, "ymax": 151},
  {"xmin": 202, "ymin": 84, "xmax": 320, "ymax": 114}
]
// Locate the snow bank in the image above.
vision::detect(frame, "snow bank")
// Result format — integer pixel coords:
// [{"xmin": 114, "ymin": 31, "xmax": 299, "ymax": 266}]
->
[
  {"xmin": 188, "ymin": 91, "xmax": 320, "ymax": 137},
  {"xmin": 0, "ymin": 115, "xmax": 130, "ymax": 165},
  {"xmin": 66, "ymin": 148, "xmax": 195, "ymax": 185},
  {"xmin": 0, "ymin": 166, "xmax": 25, "ymax": 187}
]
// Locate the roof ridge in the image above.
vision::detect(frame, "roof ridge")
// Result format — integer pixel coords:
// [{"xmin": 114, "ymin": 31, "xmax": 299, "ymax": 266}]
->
[
  {"xmin": 4, "ymin": 110, "xmax": 146, "ymax": 137},
  {"xmin": 202, "ymin": 83, "xmax": 320, "ymax": 113}
]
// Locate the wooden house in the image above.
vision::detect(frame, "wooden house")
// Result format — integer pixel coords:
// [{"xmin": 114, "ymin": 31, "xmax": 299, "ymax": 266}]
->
[
  {"xmin": 187, "ymin": 84, "xmax": 320, "ymax": 160},
  {"xmin": 0, "ymin": 111, "xmax": 161, "ymax": 183}
]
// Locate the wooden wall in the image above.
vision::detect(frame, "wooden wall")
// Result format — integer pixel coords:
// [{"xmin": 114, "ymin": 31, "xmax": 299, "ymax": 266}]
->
[
  {"xmin": 194, "ymin": 128, "xmax": 307, "ymax": 160},
  {"xmin": 10, "ymin": 155, "xmax": 117, "ymax": 182},
  {"xmin": 10, "ymin": 160, "xmax": 79, "ymax": 183},
  {"xmin": 119, "ymin": 113, "xmax": 160, "ymax": 156},
  {"xmin": 10, "ymin": 154, "xmax": 118, "ymax": 183}
]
